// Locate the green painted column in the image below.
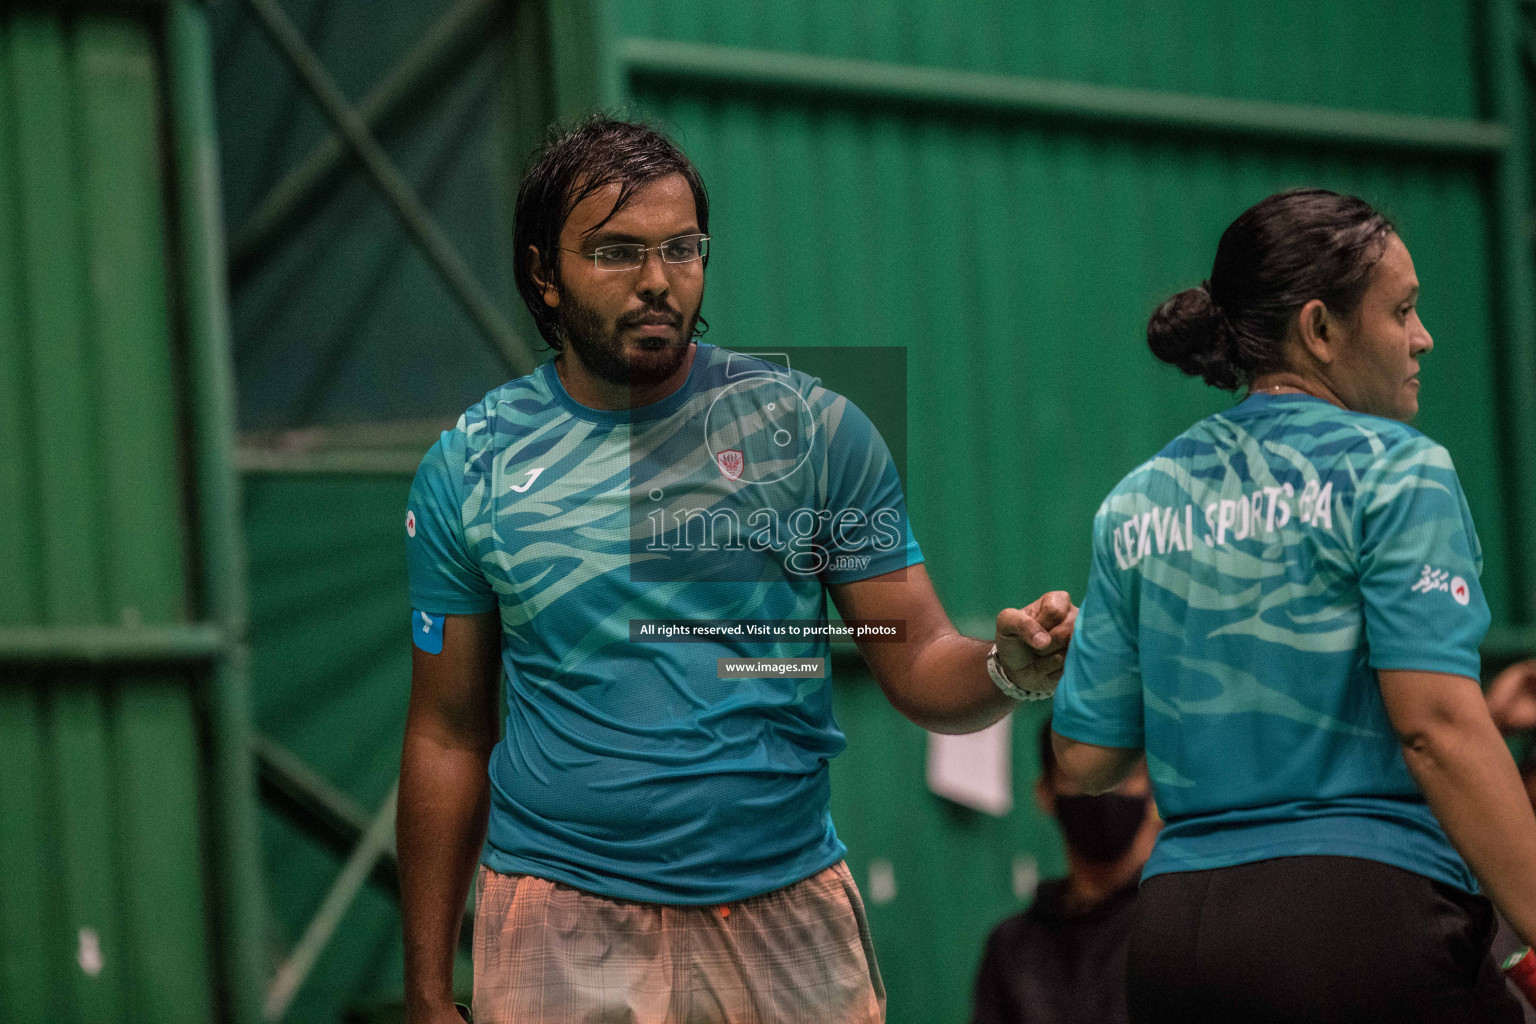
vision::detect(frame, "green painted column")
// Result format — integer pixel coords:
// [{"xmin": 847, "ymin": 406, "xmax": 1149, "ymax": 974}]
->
[
  {"xmin": 0, "ymin": 3, "xmax": 261, "ymax": 1021},
  {"xmin": 1487, "ymin": 0, "xmax": 1536, "ymax": 624},
  {"xmin": 545, "ymin": 0, "xmax": 622, "ymax": 118}
]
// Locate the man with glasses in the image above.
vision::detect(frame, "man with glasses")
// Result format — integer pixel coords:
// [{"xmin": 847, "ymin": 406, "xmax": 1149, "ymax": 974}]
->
[{"xmin": 397, "ymin": 116, "xmax": 1076, "ymax": 1024}]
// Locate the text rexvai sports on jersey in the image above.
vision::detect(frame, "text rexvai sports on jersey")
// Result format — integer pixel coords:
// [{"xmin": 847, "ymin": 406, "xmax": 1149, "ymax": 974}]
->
[{"xmin": 1113, "ymin": 480, "xmax": 1334, "ymax": 571}]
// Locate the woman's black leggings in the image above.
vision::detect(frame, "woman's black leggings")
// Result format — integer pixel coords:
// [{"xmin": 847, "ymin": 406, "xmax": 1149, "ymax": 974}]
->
[{"xmin": 1126, "ymin": 856, "xmax": 1524, "ymax": 1024}]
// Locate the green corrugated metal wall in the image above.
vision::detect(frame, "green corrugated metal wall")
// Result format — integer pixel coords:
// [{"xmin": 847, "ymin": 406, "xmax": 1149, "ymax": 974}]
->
[
  {"xmin": 611, "ymin": 3, "xmax": 1529, "ymax": 1021},
  {"xmin": 212, "ymin": 0, "xmax": 533, "ymax": 1017},
  {"xmin": 207, "ymin": 1, "xmax": 1536, "ymax": 1023},
  {"xmin": 616, "ymin": 1, "xmax": 1481, "ymax": 118},
  {"xmin": 614, "ymin": 0, "xmax": 1513, "ymax": 625},
  {"xmin": 0, "ymin": 4, "xmax": 260, "ymax": 1023},
  {"xmin": 213, "ymin": 0, "xmax": 528, "ymax": 430},
  {"xmin": 2, "ymin": 1, "xmax": 1527, "ymax": 1023},
  {"xmin": 245, "ymin": 473, "xmax": 440, "ymax": 1021},
  {"xmin": 610, "ymin": 111, "xmax": 1508, "ymax": 1022}
]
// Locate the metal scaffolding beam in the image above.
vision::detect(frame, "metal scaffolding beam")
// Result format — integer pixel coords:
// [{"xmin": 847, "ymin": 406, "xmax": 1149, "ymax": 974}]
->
[
  {"xmin": 620, "ymin": 38, "xmax": 1509, "ymax": 157},
  {"xmin": 243, "ymin": 0, "xmax": 537, "ymax": 378},
  {"xmin": 228, "ymin": 0, "xmax": 506, "ymax": 276},
  {"xmin": 167, "ymin": 5, "xmax": 268, "ymax": 1022},
  {"xmin": 264, "ymin": 783, "xmax": 399, "ymax": 1021},
  {"xmin": 0, "ymin": 623, "xmax": 226, "ymax": 666},
  {"xmin": 252, "ymin": 734, "xmax": 475, "ymax": 956}
]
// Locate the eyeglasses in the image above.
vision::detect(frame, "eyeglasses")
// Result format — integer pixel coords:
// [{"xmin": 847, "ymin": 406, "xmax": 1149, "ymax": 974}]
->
[{"xmin": 563, "ymin": 233, "xmax": 710, "ymax": 272}]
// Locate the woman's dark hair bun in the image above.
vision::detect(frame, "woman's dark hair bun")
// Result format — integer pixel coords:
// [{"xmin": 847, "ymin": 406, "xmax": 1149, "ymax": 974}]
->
[
  {"xmin": 1147, "ymin": 188, "xmax": 1394, "ymax": 393},
  {"xmin": 1146, "ymin": 283, "xmax": 1241, "ymax": 391}
]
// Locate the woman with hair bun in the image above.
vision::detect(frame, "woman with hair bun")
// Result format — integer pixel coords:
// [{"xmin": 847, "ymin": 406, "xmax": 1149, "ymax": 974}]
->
[{"xmin": 1049, "ymin": 188, "xmax": 1536, "ymax": 1023}]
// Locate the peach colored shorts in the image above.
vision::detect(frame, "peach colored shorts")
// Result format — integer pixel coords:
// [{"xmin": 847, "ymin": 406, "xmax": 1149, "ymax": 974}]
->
[{"xmin": 471, "ymin": 860, "xmax": 885, "ymax": 1024}]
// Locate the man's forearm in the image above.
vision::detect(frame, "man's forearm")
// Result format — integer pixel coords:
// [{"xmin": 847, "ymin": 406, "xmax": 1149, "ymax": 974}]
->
[
  {"xmin": 831, "ymin": 570, "xmax": 1073, "ymax": 735},
  {"xmin": 399, "ymin": 732, "xmax": 492, "ymax": 1021},
  {"xmin": 1400, "ymin": 715, "xmax": 1536, "ymax": 947},
  {"xmin": 892, "ymin": 631, "xmax": 1016, "ymax": 734}
]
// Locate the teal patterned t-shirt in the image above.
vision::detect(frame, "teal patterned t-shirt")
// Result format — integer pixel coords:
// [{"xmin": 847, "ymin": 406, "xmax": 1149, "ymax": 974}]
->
[
  {"xmin": 1053, "ymin": 392, "xmax": 1490, "ymax": 891},
  {"xmin": 405, "ymin": 344, "xmax": 922, "ymax": 904}
]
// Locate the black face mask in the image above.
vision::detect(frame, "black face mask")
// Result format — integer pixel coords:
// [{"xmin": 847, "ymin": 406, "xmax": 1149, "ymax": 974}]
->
[{"xmin": 1054, "ymin": 793, "xmax": 1149, "ymax": 862}]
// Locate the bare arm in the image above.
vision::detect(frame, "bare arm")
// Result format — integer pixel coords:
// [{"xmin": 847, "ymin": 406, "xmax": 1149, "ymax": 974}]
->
[
  {"xmin": 1379, "ymin": 668, "xmax": 1536, "ymax": 947},
  {"xmin": 828, "ymin": 563, "xmax": 1075, "ymax": 734},
  {"xmin": 400, "ymin": 611, "xmax": 501, "ymax": 1024},
  {"xmin": 1051, "ymin": 732, "xmax": 1142, "ymax": 794}
]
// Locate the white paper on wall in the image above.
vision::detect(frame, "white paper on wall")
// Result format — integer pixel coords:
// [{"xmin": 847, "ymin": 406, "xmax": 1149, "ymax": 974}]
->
[{"xmin": 925, "ymin": 714, "xmax": 1013, "ymax": 816}]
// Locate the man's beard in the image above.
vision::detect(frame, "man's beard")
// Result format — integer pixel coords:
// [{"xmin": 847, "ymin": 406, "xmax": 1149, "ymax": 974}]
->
[{"xmin": 558, "ymin": 291, "xmax": 697, "ymax": 391}]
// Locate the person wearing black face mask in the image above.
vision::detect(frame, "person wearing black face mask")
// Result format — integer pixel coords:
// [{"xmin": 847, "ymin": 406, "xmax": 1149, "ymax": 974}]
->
[{"xmin": 970, "ymin": 718, "xmax": 1159, "ymax": 1024}]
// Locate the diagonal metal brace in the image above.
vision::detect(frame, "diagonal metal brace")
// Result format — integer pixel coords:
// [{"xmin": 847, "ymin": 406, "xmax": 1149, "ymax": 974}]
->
[
  {"xmin": 229, "ymin": 0, "xmax": 507, "ymax": 275},
  {"xmin": 252, "ymin": 733, "xmax": 475, "ymax": 944},
  {"xmin": 243, "ymin": 0, "xmax": 537, "ymax": 378},
  {"xmin": 264, "ymin": 782, "xmax": 399, "ymax": 1021}
]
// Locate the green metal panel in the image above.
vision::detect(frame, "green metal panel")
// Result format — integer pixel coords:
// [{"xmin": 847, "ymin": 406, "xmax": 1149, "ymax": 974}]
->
[
  {"xmin": 210, "ymin": 0, "xmax": 536, "ymax": 431},
  {"xmin": 545, "ymin": 0, "xmax": 621, "ymax": 118},
  {"xmin": 614, "ymin": 0, "xmax": 1481, "ymax": 121},
  {"xmin": 598, "ymin": 4, "xmax": 1530, "ymax": 1021},
  {"xmin": 625, "ymin": 92, "xmax": 1510, "ymax": 625},
  {"xmin": 208, "ymin": 0, "xmax": 549, "ymax": 1016},
  {"xmin": 0, "ymin": 4, "xmax": 259, "ymax": 1023},
  {"xmin": 626, "ymin": 97, "xmax": 1512, "ymax": 1024},
  {"xmin": 1488, "ymin": 0, "xmax": 1536, "ymax": 621},
  {"xmin": 242, "ymin": 473, "xmax": 475, "ymax": 1022},
  {"xmin": 619, "ymin": 39, "xmax": 1506, "ymax": 156}
]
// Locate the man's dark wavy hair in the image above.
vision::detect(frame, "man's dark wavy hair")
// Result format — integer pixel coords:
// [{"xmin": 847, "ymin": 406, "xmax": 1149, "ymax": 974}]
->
[{"xmin": 513, "ymin": 115, "xmax": 710, "ymax": 351}]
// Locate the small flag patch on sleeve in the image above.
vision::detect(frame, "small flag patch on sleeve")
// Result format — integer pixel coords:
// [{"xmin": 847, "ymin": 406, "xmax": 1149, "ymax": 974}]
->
[{"xmin": 412, "ymin": 609, "xmax": 445, "ymax": 654}]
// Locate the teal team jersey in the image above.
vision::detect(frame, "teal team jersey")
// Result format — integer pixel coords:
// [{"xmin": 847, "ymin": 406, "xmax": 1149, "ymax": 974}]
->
[
  {"xmin": 405, "ymin": 344, "xmax": 922, "ymax": 903},
  {"xmin": 1054, "ymin": 393, "xmax": 1490, "ymax": 892}
]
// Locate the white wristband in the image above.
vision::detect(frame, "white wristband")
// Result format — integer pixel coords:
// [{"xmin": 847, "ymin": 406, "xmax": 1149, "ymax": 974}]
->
[{"xmin": 987, "ymin": 644, "xmax": 1056, "ymax": 702}]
